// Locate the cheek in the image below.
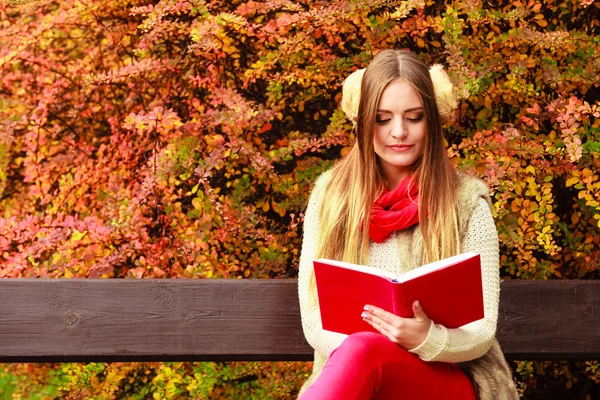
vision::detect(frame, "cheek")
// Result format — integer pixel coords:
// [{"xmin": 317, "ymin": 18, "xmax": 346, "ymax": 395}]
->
[
  {"xmin": 373, "ymin": 127, "xmax": 383, "ymax": 142},
  {"xmin": 373, "ymin": 129, "xmax": 385, "ymax": 152}
]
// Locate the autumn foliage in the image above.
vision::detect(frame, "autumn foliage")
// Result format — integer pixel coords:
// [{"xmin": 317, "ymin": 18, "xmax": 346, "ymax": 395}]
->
[{"xmin": 1, "ymin": 0, "xmax": 599, "ymax": 398}]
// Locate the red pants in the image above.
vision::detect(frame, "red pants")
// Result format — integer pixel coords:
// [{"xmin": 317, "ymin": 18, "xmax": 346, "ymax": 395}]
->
[{"xmin": 299, "ymin": 332, "xmax": 477, "ymax": 400}]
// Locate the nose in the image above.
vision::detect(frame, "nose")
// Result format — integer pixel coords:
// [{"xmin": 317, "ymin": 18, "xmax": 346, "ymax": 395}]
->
[{"xmin": 390, "ymin": 119, "xmax": 408, "ymax": 139}]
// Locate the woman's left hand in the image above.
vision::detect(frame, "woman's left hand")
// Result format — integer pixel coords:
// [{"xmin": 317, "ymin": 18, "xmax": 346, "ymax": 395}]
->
[{"xmin": 361, "ymin": 300, "xmax": 431, "ymax": 350}]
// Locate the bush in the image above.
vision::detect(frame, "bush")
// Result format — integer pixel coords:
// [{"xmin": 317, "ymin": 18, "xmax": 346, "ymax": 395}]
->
[{"xmin": 1, "ymin": 0, "xmax": 599, "ymax": 397}]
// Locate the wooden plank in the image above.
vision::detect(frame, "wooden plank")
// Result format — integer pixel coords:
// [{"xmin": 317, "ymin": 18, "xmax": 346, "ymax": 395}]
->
[
  {"xmin": 0, "ymin": 279, "xmax": 312, "ymax": 363},
  {"xmin": 497, "ymin": 280, "xmax": 600, "ymax": 360},
  {"xmin": 0, "ymin": 279, "xmax": 598, "ymax": 362}
]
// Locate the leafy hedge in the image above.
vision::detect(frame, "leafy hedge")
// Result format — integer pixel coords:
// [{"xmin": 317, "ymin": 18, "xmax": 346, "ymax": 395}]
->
[{"xmin": 0, "ymin": 0, "xmax": 599, "ymax": 398}]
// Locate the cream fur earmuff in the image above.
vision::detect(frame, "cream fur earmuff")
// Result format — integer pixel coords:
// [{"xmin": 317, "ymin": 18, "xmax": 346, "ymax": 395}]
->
[
  {"xmin": 340, "ymin": 68, "xmax": 366, "ymax": 124},
  {"xmin": 340, "ymin": 64, "xmax": 457, "ymax": 124},
  {"xmin": 429, "ymin": 64, "xmax": 458, "ymax": 123}
]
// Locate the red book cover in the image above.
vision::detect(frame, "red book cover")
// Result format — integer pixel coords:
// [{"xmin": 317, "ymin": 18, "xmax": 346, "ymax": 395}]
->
[{"xmin": 313, "ymin": 252, "xmax": 484, "ymax": 335}]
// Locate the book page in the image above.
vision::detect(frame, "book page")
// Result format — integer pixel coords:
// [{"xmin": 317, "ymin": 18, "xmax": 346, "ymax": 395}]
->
[
  {"xmin": 313, "ymin": 258, "xmax": 397, "ymax": 281},
  {"xmin": 395, "ymin": 252, "xmax": 478, "ymax": 283}
]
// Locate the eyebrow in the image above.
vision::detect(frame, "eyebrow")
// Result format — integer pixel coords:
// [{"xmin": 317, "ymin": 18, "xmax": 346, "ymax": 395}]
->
[{"xmin": 376, "ymin": 107, "xmax": 424, "ymax": 114}]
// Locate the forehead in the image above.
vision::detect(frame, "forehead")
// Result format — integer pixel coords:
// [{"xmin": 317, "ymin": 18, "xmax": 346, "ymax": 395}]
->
[{"xmin": 377, "ymin": 78, "xmax": 423, "ymax": 111}]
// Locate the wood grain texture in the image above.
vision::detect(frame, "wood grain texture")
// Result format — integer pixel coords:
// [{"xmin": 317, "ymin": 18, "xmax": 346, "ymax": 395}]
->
[
  {"xmin": 497, "ymin": 280, "xmax": 600, "ymax": 360},
  {"xmin": 0, "ymin": 279, "xmax": 312, "ymax": 362},
  {"xmin": 0, "ymin": 279, "xmax": 597, "ymax": 362}
]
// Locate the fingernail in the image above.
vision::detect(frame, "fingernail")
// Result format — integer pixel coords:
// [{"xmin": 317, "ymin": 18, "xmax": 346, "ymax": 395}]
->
[
  {"xmin": 415, "ymin": 301, "xmax": 420, "ymax": 308},
  {"xmin": 361, "ymin": 312, "xmax": 367, "ymax": 318},
  {"xmin": 363, "ymin": 305, "xmax": 370, "ymax": 311}
]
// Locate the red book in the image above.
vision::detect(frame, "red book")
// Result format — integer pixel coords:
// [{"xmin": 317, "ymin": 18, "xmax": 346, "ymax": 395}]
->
[{"xmin": 313, "ymin": 252, "xmax": 484, "ymax": 335}]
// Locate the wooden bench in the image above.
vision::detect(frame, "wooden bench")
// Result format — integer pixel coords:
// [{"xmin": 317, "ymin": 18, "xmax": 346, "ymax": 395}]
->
[{"xmin": 0, "ymin": 279, "xmax": 598, "ymax": 362}]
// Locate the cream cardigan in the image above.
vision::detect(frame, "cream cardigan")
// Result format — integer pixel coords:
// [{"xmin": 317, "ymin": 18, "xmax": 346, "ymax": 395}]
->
[{"xmin": 297, "ymin": 170, "xmax": 513, "ymax": 397}]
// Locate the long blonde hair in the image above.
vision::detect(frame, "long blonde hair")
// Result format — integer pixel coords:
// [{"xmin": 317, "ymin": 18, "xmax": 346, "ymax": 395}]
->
[{"xmin": 315, "ymin": 50, "xmax": 460, "ymax": 266}]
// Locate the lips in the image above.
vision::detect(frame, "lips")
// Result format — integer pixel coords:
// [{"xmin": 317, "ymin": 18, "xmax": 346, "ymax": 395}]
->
[{"xmin": 387, "ymin": 144, "xmax": 413, "ymax": 152}]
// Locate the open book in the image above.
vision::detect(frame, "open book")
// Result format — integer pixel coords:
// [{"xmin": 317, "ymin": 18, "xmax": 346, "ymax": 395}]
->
[{"xmin": 313, "ymin": 252, "xmax": 484, "ymax": 335}]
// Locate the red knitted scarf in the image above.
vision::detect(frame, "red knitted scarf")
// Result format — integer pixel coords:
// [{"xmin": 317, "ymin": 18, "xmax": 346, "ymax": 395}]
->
[{"xmin": 369, "ymin": 176, "xmax": 420, "ymax": 243}]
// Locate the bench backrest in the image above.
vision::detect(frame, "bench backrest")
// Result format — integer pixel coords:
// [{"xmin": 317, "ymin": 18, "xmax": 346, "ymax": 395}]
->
[{"xmin": 0, "ymin": 279, "xmax": 597, "ymax": 362}]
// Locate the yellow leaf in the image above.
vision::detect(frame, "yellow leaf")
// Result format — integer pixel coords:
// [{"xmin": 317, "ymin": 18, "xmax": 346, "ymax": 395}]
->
[
  {"xmin": 192, "ymin": 197, "xmax": 203, "ymax": 211},
  {"xmin": 529, "ymin": 213, "xmax": 536, "ymax": 222}
]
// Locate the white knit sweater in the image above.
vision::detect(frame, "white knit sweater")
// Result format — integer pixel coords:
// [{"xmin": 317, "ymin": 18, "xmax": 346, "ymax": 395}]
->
[{"xmin": 298, "ymin": 174, "xmax": 501, "ymax": 376}]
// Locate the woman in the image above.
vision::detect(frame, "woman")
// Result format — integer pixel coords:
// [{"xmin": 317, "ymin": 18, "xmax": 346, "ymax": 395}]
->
[{"xmin": 297, "ymin": 50, "xmax": 518, "ymax": 399}]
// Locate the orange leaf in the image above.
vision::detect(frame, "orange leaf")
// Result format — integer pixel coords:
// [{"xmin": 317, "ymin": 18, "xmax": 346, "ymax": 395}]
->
[{"xmin": 260, "ymin": 123, "xmax": 272, "ymax": 133}]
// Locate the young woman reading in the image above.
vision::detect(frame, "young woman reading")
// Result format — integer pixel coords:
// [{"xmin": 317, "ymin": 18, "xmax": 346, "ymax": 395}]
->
[{"xmin": 297, "ymin": 50, "xmax": 518, "ymax": 400}]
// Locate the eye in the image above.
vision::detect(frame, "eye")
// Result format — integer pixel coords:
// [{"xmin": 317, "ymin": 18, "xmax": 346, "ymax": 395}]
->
[
  {"xmin": 375, "ymin": 116, "xmax": 391, "ymax": 124},
  {"xmin": 406, "ymin": 114, "xmax": 424, "ymax": 122}
]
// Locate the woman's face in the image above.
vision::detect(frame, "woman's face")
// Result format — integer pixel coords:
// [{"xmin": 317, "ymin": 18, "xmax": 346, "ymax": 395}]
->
[{"xmin": 373, "ymin": 78, "xmax": 426, "ymax": 190}]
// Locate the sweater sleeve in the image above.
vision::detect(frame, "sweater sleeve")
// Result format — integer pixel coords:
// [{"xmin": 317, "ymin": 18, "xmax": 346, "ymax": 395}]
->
[
  {"xmin": 297, "ymin": 178, "xmax": 348, "ymax": 358},
  {"xmin": 408, "ymin": 198, "xmax": 500, "ymax": 363}
]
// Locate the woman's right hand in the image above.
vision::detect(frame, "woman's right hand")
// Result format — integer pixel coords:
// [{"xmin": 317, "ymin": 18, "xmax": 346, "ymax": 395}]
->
[{"xmin": 361, "ymin": 300, "xmax": 431, "ymax": 350}]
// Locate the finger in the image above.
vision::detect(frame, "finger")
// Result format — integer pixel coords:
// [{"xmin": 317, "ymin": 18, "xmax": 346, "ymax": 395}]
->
[
  {"xmin": 364, "ymin": 305, "xmax": 392, "ymax": 325},
  {"xmin": 361, "ymin": 308, "xmax": 391, "ymax": 331},
  {"xmin": 362, "ymin": 312, "xmax": 396, "ymax": 342},
  {"xmin": 363, "ymin": 310, "xmax": 388, "ymax": 331},
  {"xmin": 363, "ymin": 308, "xmax": 403, "ymax": 340},
  {"xmin": 412, "ymin": 300, "xmax": 430, "ymax": 322}
]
